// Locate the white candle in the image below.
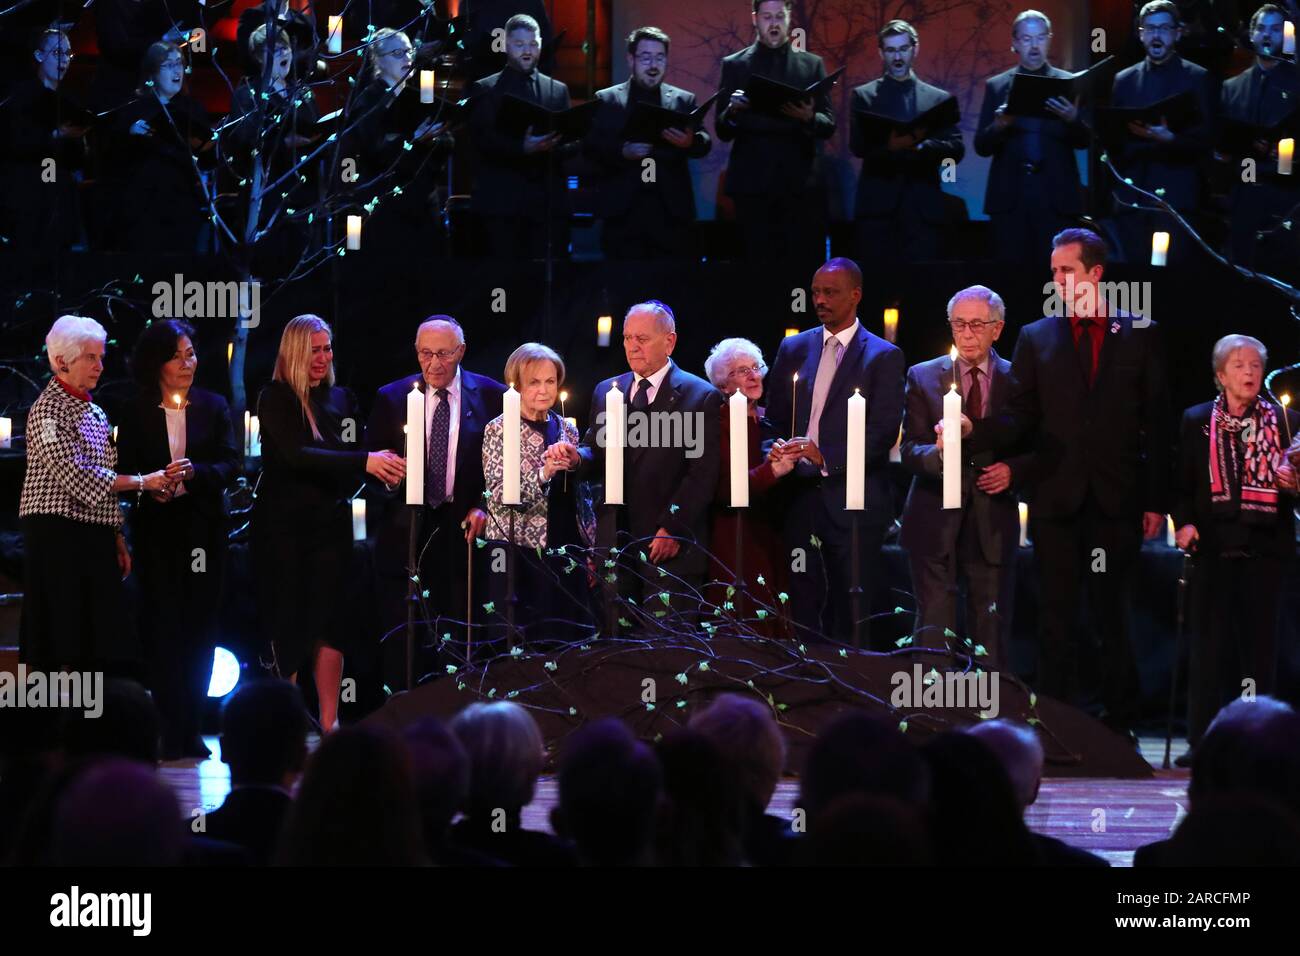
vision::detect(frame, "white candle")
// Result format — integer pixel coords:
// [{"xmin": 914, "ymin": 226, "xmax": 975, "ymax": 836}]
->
[
  {"xmin": 1166, "ymin": 515, "xmax": 1176, "ymax": 548},
  {"xmin": 728, "ymin": 389, "xmax": 749, "ymax": 508},
  {"xmin": 243, "ymin": 410, "xmax": 250, "ymax": 455},
  {"xmin": 327, "ymin": 16, "xmax": 343, "ymax": 54},
  {"xmin": 0, "ymin": 417, "xmax": 10, "ymax": 449},
  {"xmin": 596, "ymin": 315, "xmax": 612, "ymax": 348},
  {"xmin": 249, "ymin": 415, "xmax": 261, "ymax": 457},
  {"xmin": 942, "ymin": 379, "xmax": 962, "ymax": 510},
  {"xmin": 1286, "ymin": 21, "xmax": 1296, "ymax": 55},
  {"xmin": 604, "ymin": 382, "xmax": 624, "ymax": 505},
  {"xmin": 882, "ymin": 308, "xmax": 899, "ymax": 344},
  {"xmin": 405, "ymin": 383, "xmax": 425, "ymax": 505},
  {"xmin": 420, "ymin": 69, "xmax": 435, "ymax": 104},
  {"xmin": 1151, "ymin": 231, "xmax": 1170, "ymax": 267},
  {"xmin": 1018, "ymin": 502, "xmax": 1030, "ymax": 547},
  {"xmin": 346, "ymin": 215, "xmax": 361, "ymax": 250},
  {"xmin": 846, "ymin": 388, "xmax": 866, "ymax": 511},
  {"xmin": 352, "ymin": 498, "xmax": 366, "ymax": 541},
  {"xmin": 1280, "ymin": 138, "xmax": 1294, "ymax": 175},
  {"xmin": 502, "ymin": 385, "xmax": 521, "ymax": 505}
]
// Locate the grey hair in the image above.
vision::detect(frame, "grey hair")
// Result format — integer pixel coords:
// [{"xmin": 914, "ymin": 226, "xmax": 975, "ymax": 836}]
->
[
  {"xmin": 46, "ymin": 314, "xmax": 107, "ymax": 372},
  {"xmin": 689, "ymin": 693, "xmax": 787, "ymax": 809},
  {"xmin": 1211, "ymin": 334, "xmax": 1267, "ymax": 392},
  {"xmin": 704, "ymin": 337, "xmax": 765, "ymax": 389},
  {"xmin": 963, "ymin": 719, "xmax": 1043, "ymax": 810},
  {"xmin": 624, "ymin": 300, "xmax": 676, "ymax": 335},
  {"xmin": 416, "ymin": 314, "xmax": 465, "ymax": 346},
  {"xmin": 946, "ymin": 285, "xmax": 1006, "ymax": 325},
  {"xmin": 450, "ymin": 701, "xmax": 545, "ymax": 813},
  {"xmin": 1012, "ymin": 9, "xmax": 1052, "ymax": 36}
]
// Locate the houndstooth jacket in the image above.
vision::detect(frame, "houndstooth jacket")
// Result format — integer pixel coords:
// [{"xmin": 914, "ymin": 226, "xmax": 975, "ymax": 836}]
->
[
  {"xmin": 482, "ymin": 412, "xmax": 595, "ymax": 548},
  {"xmin": 19, "ymin": 377, "xmax": 124, "ymax": 529}
]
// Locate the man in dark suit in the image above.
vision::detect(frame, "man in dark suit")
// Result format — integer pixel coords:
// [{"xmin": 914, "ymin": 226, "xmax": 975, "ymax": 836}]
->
[
  {"xmin": 974, "ymin": 9, "xmax": 1090, "ymax": 265},
  {"xmin": 564, "ymin": 301, "xmax": 721, "ymax": 626},
  {"xmin": 1219, "ymin": 5, "xmax": 1300, "ymax": 276},
  {"xmin": 204, "ymin": 680, "xmax": 308, "ymax": 866},
  {"xmin": 365, "ymin": 316, "xmax": 506, "ymax": 673},
  {"xmin": 467, "ymin": 13, "xmax": 572, "ymax": 259},
  {"xmin": 900, "ymin": 286, "xmax": 1035, "ymax": 666},
  {"xmin": 1109, "ymin": 0, "xmax": 1217, "ymax": 266},
  {"xmin": 715, "ymin": 0, "xmax": 835, "ymax": 268},
  {"xmin": 764, "ymin": 258, "xmax": 906, "ymax": 646},
  {"xmin": 955, "ymin": 228, "xmax": 1172, "ymax": 739},
  {"xmin": 850, "ymin": 20, "xmax": 964, "ymax": 265},
  {"xmin": 584, "ymin": 26, "xmax": 711, "ymax": 259}
]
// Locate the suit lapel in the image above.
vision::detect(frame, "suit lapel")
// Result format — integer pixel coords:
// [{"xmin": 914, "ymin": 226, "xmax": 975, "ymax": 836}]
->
[
  {"xmin": 797, "ymin": 333, "xmax": 822, "ymax": 434},
  {"xmin": 1093, "ymin": 312, "xmax": 1124, "ymax": 391},
  {"xmin": 456, "ymin": 372, "xmax": 479, "ymax": 479},
  {"xmin": 823, "ymin": 324, "xmax": 867, "ymax": 411},
  {"xmin": 1050, "ymin": 314, "xmax": 1089, "ymax": 393}
]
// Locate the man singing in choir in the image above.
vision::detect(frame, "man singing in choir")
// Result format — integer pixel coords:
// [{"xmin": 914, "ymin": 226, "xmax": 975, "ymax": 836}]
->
[
  {"xmin": 365, "ymin": 317, "xmax": 506, "ymax": 674},
  {"xmin": 715, "ymin": 0, "xmax": 835, "ymax": 269},
  {"xmin": 585, "ymin": 26, "xmax": 712, "ymax": 259},
  {"xmin": 899, "ymin": 286, "xmax": 1035, "ymax": 667},
  {"xmin": 954, "ymin": 229, "xmax": 1172, "ymax": 743},
  {"xmin": 974, "ymin": 9, "xmax": 1089, "ymax": 265},
  {"xmin": 764, "ymin": 258, "xmax": 906, "ymax": 646},
  {"xmin": 1109, "ymin": 0, "xmax": 1217, "ymax": 266},
  {"xmin": 1219, "ymin": 4, "xmax": 1300, "ymax": 276},
  {"xmin": 468, "ymin": 13, "xmax": 572, "ymax": 259},
  {"xmin": 850, "ymin": 19, "xmax": 964, "ymax": 265}
]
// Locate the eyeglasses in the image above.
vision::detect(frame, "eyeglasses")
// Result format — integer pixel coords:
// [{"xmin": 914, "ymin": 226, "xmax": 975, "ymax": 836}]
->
[
  {"xmin": 949, "ymin": 320, "xmax": 999, "ymax": 332},
  {"xmin": 727, "ymin": 364, "xmax": 767, "ymax": 380},
  {"xmin": 383, "ymin": 48, "xmax": 413, "ymax": 58},
  {"xmin": 417, "ymin": 347, "xmax": 462, "ymax": 363},
  {"xmin": 634, "ymin": 54, "xmax": 667, "ymax": 65},
  {"xmin": 1140, "ymin": 24, "xmax": 1178, "ymax": 36}
]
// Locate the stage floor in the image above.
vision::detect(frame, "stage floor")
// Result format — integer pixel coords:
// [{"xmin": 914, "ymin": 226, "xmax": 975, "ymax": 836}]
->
[{"xmin": 161, "ymin": 735, "xmax": 1193, "ymax": 867}]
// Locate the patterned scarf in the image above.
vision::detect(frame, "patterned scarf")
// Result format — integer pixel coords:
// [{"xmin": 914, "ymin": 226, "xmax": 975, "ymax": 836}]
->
[{"xmin": 1209, "ymin": 393, "xmax": 1281, "ymax": 522}]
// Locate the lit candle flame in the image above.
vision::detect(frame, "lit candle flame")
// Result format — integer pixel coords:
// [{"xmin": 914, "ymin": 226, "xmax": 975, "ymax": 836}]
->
[{"xmin": 173, "ymin": 393, "xmax": 182, "ymax": 409}]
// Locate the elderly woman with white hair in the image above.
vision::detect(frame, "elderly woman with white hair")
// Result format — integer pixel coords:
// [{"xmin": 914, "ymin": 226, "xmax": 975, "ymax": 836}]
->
[
  {"xmin": 1172, "ymin": 333, "xmax": 1300, "ymax": 766},
  {"xmin": 19, "ymin": 315, "xmax": 174, "ymax": 670},
  {"xmin": 704, "ymin": 337, "xmax": 794, "ymax": 634}
]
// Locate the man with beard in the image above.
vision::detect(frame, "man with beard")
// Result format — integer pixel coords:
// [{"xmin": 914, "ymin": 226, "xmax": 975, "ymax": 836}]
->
[
  {"xmin": 585, "ymin": 26, "xmax": 712, "ymax": 259},
  {"xmin": 715, "ymin": 0, "xmax": 835, "ymax": 269}
]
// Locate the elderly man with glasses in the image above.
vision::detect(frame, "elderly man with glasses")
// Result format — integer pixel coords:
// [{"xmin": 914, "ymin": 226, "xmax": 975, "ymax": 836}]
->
[{"xmin": 899, "ymin": 286, "xmax": 1035, "ymax": 666}]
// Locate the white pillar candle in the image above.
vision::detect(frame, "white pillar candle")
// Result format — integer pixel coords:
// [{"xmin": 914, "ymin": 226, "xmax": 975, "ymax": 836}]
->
[
  {"xmin": 942, "ymin": 381, "xmax": 962, "ymax": 509},
  {"xmin": 352, "ymin": 498, "xmax": 366, "ymax": 541},
  {"xmin": 728, "ymin": 389, "xmax": 749, "ymax": 508},
  {"xmin": 604, "ymin": 382, "xmax": 624, "ymax": 505},
  {"xmin": 846, "ymin": 388, "xmax": 866, "ymax": 510},
  {"xmin": 1018, "ymin": 502, "xmax": 1030, "ymax": 547},
  {"xmin": 405, "ymin": 383, "xmax": 425, "ymax": 505},
  {"xmin": 1151, "ymin": 231, "xmax": 1170, "ymax": 267},
  {"xmin": 1166, "ymin": 514, "xmax": 1176, "ymax": 548},
  {"xmin": 882, "ymin": 308, "xmax": 899, "ymax": 344},
  {"xmin": 327, "ymin": 16, "xmax": 343, "ymax": 54},
  {"xmin": 249, "ymin": 415, "xmax": 261, "ymax": 457},
  {"xmin": 1286, "ymin": 20, "xmax": 1296, "ymax": 55},
  {"xmin": 502, "ymin": 385, "xmax": 521, "ymax": 505},
  {"xmin": 420, "ymin": 69, "xmax": 435, "ymax": 104},
  {"xmin": 346, "ymin": 215, "xmax": 361, "ymax": 250},
  {"xmin": 1279, "ymin": 137, "xmax": 1294, "ymax": 175},
  {"xmin": 0, "ymin": 417, "xmax": 11, "ymax": 449},
  {"xmin": 243, "ymin": 409, "xmax": 251, "ymax": 456},
  {"xmin": 596, "ymin": 315, "xmax": 612, "ymax": 348}
]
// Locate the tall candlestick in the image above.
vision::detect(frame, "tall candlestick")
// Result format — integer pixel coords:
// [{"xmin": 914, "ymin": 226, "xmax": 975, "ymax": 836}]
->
[
  {"xmin": 1280, "ymin": 138, "xmax": 1294, "ymax": 175},
  {"xmin": 605, "ymin": 382, "xmax": 624, "ymax": 505},
  {"xmin": 420, "ymin": 69, "xmax": 435, "ymax": 104},
  {"xmin": 405, "ymin": 383, "xmax": 425, "ymax": 505},
  {"xmin": 882, "ymin": 307, "xmax": 899, "ymax": 344},
  {"xmin": 846, "ymin": 388, "xmax": 866, "ymax": 510},
  {"xmin": 942, "ymin": 380, "xmax": 962, "ymax": 509},
  {"xmin": 327, "ymin": 16, "xmax": 343, "ymax": 54},
  {"xmin": 346, "ymin": 214, "xmax": 361, "ymax": 250},
  {"xmin": 1018, "ymin": 502, "xmax": 1030, "ymax": 547},
  {"xmin": 352, "ymin": 498, "xmax": 367, "ymax": 541},
  {"xmin": 596, "ymin": 315, "xmax": 612, "ymax": 348},
  {"xmin": 790, "ymin": 372, "xmax": 799, "ymax": 439},
  {"xmin": 1286, "ymin": 20, "xmax": 1296, "ymax": 55},
  {"xmin": 728, "ymin": 389, "xmax": 749, "ymax": 508},
  {"xmin": 0, "ymin": 417, "xmax": 10, "ymax": 450},
  {"xmin": 1151, "ymin": 231, "xmax": 1170, "ymax": 267},
  {"xmin": 502, "ymin": 384, "xmax": 521, "ymax": 505}
]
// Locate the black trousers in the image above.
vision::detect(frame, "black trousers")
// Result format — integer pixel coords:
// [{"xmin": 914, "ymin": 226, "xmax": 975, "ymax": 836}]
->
[
  {"xmin": 1030, "ymin": 496, "xmax": 1142, "ymax": 724},
  {"xmin": 1186, "ymin": 552, "xmax": 1283, "ymax": 745},
  {"xmin": 782, "ymin": 484, "xmax": 886, "ymax": 647},
  {"xmin": 485, "ymin": 541, "xmax": 594, "ymax": 645}
]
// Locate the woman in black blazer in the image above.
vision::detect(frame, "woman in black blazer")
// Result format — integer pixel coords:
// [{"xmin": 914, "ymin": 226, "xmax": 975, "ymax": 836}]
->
[
  {"xmin": 253, "ymin": 316, "xmax": 405, "ymax": 731},
  {"xmin": 1172, "ymin": 334, "xmax": 1300, "ymax": 763},
  {"xmin": 117, "ymin": 320, "xmax": 239, "ymax": 760}
]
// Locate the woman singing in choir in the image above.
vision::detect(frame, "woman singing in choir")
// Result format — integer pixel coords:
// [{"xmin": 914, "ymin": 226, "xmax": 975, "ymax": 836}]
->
[
  {"xmin": 254, "ymin": 316, "xmax": 405, "ymax": 729},
  {"xmin": 116, "ymin": 320, "xmax": 239, "ymax": 760},
  {"xmin": 19, "ymin": 316, "xmax": 173, "ymax": 672},
  {"xmin": 481, "ymin": 343, "xmax": 594, "ymax": 644},
  {"xmin": 704, "ymin": 338, "xmax": 794, "ymax": 636},
  {"xmin": 1172, "ymin": 334, "xmax": 1300, "ymax": 765}
]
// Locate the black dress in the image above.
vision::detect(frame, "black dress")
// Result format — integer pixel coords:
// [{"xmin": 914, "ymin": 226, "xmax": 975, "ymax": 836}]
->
[
  {"xmin": 116, "ymin": 387, "xmax": 239, "ymax": 752},
  {"xmin": 252, "ymin": 381, "xmax": 368, "ymax": 677}
]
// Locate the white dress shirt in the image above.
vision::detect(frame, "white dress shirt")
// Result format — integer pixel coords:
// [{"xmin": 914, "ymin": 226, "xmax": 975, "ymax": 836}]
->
[
  {"xmin": 630, "ymin": 361, "xmax": 672, "ymax": 407},
  {"xmin": 162, "ymin": 401, "xmax": 188, "ymax": 497},
  {"xmin": 425, "ymin": 367, "xmax": 462, "ymax": 502}
]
